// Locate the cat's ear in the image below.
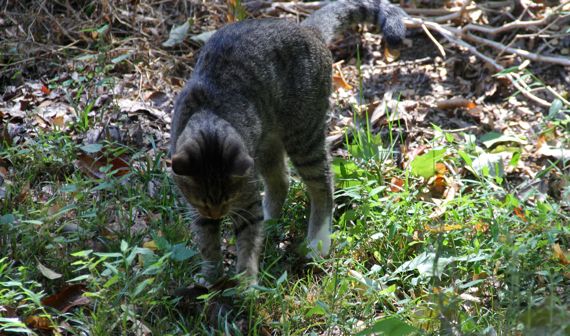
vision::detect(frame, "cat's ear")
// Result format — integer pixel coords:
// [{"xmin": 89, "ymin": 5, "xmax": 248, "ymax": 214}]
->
[
  {"xmin": 171, "ymin": 146, "xmax": 200, "ymax": 176},
  {"xmin": 230, "ymin": 154, "xmax": 254, "ymax": 177}
]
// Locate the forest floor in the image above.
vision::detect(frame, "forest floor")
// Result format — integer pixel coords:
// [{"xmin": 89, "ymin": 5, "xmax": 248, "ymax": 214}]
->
[{"xmin": 1, "ymin": 1, "xmax": 569, "ymax": 335}]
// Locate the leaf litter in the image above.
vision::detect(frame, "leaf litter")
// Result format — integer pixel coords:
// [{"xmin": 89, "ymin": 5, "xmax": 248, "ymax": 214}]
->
[{"xmin": 0, "ymin": 0, "xmax": 569, "ymax": 334}]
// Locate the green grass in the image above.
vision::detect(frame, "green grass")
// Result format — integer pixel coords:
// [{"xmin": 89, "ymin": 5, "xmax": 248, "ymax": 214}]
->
[
  {"xmin": 1, "ymin": 117, "xmax": 568, "ymax": 335},
  {"xmin": 1, "ymin": 50, "xmax": 569, "ymax": 335}
]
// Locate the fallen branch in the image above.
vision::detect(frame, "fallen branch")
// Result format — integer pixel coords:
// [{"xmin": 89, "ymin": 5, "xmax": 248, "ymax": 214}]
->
[
  {"xmin": 404, "ymin": 16, "xmax": 552, "ymax": 107},
  {"xmin": 463, "ymin": 13, "xmax": 558, "ymax": 35},
  {"xmin": 462, "ymin": 31, "xmax": 570, "ymax": 67}
]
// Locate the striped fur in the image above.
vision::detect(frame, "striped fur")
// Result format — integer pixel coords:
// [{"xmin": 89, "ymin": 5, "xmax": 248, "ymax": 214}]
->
[{"xmin": 170, "ymin": 1, "xmax": 406, "ymax": 285}]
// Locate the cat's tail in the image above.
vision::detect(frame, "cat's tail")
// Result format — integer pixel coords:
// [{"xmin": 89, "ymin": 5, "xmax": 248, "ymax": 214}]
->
[{"xmin": 301, "ymin": 0, "xmax": 406, "ymax": 48}]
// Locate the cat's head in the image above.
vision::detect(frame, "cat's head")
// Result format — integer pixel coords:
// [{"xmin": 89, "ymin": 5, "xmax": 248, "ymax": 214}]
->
[{"xmin": 171, "ymin": 128, "xmax": 253, "ymax": 219}]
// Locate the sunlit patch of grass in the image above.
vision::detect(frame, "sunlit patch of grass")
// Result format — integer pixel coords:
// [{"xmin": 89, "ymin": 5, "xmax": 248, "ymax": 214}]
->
[{"xmin": 1, "ymin": 105, "xmax": 569, "ymax": 335}]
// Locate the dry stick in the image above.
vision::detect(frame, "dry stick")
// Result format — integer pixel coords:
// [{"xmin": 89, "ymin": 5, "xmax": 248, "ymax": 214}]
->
[
  {"xmin": 404, "ymin": 17, "xmax": 552, "ymax": 107},
  {"xmin": 463, "ymin": 32, "xmax": 570, "ymax": 67},
  {"xmin": 463, "ymin": 14, "xmax": 557, "ymax": 35},
  {"xmin": 422, "ymin": 24, "xmax": 446, "ymax": 57}
]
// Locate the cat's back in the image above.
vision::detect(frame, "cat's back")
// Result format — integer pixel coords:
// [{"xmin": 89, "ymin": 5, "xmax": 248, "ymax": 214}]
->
[{"xmin": 193, "ymin": 19, "xmax": 332, "ymax": 100}]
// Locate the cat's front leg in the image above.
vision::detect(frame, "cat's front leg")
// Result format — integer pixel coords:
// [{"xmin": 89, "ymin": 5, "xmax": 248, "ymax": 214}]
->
[
  {"xmin": 191, "ymin": 217, "xmax": 224, "ymax": 287},
  {"xmin": 232, "ymin": 198, "xmax": 264, "ymax": 285}
]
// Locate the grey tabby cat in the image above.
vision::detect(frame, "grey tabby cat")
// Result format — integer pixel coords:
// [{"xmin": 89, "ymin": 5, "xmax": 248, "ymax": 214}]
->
[{"xmin": 170, "ymin": 0, "xmax": 406, "ymax": 285}]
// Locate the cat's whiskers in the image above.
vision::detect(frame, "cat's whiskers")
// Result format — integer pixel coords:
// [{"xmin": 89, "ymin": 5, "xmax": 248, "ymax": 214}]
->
[{"xmin": 228, "ymin": 209, "xmax": 251, "ymax": 224}]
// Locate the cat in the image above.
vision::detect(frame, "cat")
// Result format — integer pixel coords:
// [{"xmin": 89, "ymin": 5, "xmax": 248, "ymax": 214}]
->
[{"xmin": 170, "ymin": 0, "xmax": 406, "ymax": 286}]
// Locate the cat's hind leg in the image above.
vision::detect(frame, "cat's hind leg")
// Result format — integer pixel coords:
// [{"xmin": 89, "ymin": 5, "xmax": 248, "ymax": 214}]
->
[{"xmin": 288, "ymin": 137, "xmax": 333, "ymax": 258}]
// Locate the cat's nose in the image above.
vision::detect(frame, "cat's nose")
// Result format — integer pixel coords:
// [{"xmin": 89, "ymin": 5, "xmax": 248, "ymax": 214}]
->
[{"xmin": 208, "ymin": 207, "xmax": 223, "ymax": 219}]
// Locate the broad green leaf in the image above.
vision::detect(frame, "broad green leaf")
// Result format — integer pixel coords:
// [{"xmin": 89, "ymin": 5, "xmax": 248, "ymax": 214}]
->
[
  {"xmin": 356, "ymin": 316, "xmax": 418, "ymax": 336},
  {"xmin": 470, "ymin": 152, "xmax": 507, "ymax": 178},
  {"xmin": 133, "ymin": 278, "xmax": 154, "ymax": 297},
  {"xmin": 0, "ymin": 214, "xmax": 15, "ymax": 225},
  {"xmin": 80, "ymin": 143, "xmax": 103, "ymax": 153},
  {"xmin": 548, "ymin": 98, "xmax": 563, "ymax": 118},
  {"xmin": 170, "ymin": 243, "xmax": 196, "ymax": 261},
  {"xmin": 120, "ymin": 240, "xmax": 128, "ymax": 253},
  {"xmin": 37, "ymin": 261, "xmax": 62, "ymax": 280},
  {"xmin": 410, "ymin": 148, "xmax": 446, "ymax": 178},
  {"xmin": 457, "ymin": 150, "xmax": 472, "ymax": 166},
  {"xmin": 480, "ymin": 132, "xmax": 525, "ymax": 148},
  {"xmin": 393, "ymin": 252, "xmax": 454, "ymax": 279}
]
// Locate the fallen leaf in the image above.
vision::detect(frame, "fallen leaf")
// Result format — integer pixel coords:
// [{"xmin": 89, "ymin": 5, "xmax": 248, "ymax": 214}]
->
[
  {"xmin": 52, "ymin": 114, "xmax": 65, "ymax": 129},
  {"xmin": 435, "ymin": 163, "xmax": 447, "ymax": 175},
  {"xmin": 40, "ymin": 85, "xmax": 51, "ymax": 95},
  {"xmin": 333, "ymin": 63, "xmax": 352, "ymax": 90},
  {"xmin": 16, "ymin": 182, "xmax": 30, "ymax": 204},
  {"xmin": 436, "ymin": 98, "xmax": 476, "ymax": 110},
  {"xmin": 389, "ymin": 177, "xmax": 404, "ymax": 192},
  {"xmin": 143, "ymin": 240, "xmax": 158, "ymax": 251},
  {"xmin": 536, "ymin": 134, "xmax": 547, "ymax": 151},
  {"xmin": 41, "ymin": 284, "xmax": 90, "ymax": 313},
  {"xmin": 76, "ymin": 152, "xmax": 130, "ymax": 179},
  {"xmin": 424, "ymin": 223, "xmax": 462, "ymax": 233},
  {"xmin": 0, "ymin": 305, "xmax": 17, "ymax": 317},
  {"xmin": 333, "ymin": 75, "xmax": 353, "ymax": 90},
  {"xmin": 430, "ymin": 175, "xmax": 448, "ymax": 198},
  {"xmin": 513, "ymin": 206, "xmax": 527, "ymax": 222},
  {"xmin": 473, "ymin": 221, "xmax": 489, "ymax": 233},
  {"xmin": 163, "ymin": 19, "xmax": 192, "ymax": 47},
  {"xmin": 480, "ymin": 132, "xmax": 525, "ymax": 148},
  {"xmin": 25, "ymin": 315, "xmax": 53, "ymax": 331},
  {"xmin": 37, "ymin": 261, "xmax": 62, "ymax": 280},
  {"xmin": 552, "ymin": 244, "xmax": 569, "ymax": 265}
]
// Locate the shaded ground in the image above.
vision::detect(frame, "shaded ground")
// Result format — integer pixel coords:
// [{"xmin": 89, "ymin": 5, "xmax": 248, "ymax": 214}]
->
[{"xmin": 0, "ymin": 1, "xmax": 569, "ymax": 335}]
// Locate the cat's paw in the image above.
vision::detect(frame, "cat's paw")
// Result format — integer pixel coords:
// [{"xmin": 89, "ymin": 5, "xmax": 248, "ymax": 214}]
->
[{"xmin": 193, "ymin": 274, "xmax": 216, "ymax": 288}]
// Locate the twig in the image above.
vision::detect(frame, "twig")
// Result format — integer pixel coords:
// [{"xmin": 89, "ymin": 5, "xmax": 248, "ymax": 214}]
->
[
  {"xmin": 428, "ymin": 0, "xmax": 474, "ymax": 24},
  {"xmin": 462, "ymin": 32, "xmax": 570, "ymax": 67},
  {"xmin": 422, "ymin": 24, "xmax": 446, "ymax": 57},
  {"xmin": 463, "ymin": 14, "xmax": 557, "ymax": 35},
  {"xmin": 404, "ymin": 17, "xmax": 552, "ymax": 107}
]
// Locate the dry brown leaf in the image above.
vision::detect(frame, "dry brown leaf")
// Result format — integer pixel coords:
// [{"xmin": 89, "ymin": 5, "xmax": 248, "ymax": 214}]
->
[
  {"xmin": 332, "ymin": 62, "xmax": 352, "ymax": 90},
  {"xmin": 536, "ymin": 134, "xmax": 547, "ymax": 151},
  {"xmin": 333, "ymin": 75, "xmax": 353, "ymax": 90},
  {"xmin": 513, "ymin": 206, "xmax": 527, "ymax": 222},
  {"xmin": 52, "ymin": 114, "xmax": 65, "ymax": 129},
  {"xmin": 40, "ymin": 85, "xmax": 50, "ymax": 95},
  {"xmin": 473, "ymin": 221, "xmax": 489, "ymax": 233},
  {"xmin": 16, "ymin": 182, "xmax": 30, "ymax": 204},
  {"xmin": 0, "ymin": 305, "xmax": 17, "ymax": 317},
  {"xmin": 436, "ymin": 98, "xmax": 476, "ymax": 110},
  {"xmin": 429, "ymin": 177, "xmax": 457, "ymax": 219},
  {"xmin": 389, "ymin": 177, "xmax": 404, "ymax": 192},
  {"xmin": 41, "ymin": 284, "xmax": 90, "ymax": 313},
  {"xmin": 435, "ymin": 162, "xmax": 448, "ymax": 175},
  {"xmin": 424, "ymin": 223, "xmax": 462, "ymax": 233},
  {"xmin": 430, "ymin": 175, "xmax": 448, "ymax": 198},
  {"xmin": 25, "ymin": 315, "xmax": 53, "ymax": 331},
  {"xmin": 76, "ymin": 153, "xmax": 130, "ymax": 179},
  {"xmin": 552, "ymin": 244, "xmax": 570, "ymax": 265}
]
